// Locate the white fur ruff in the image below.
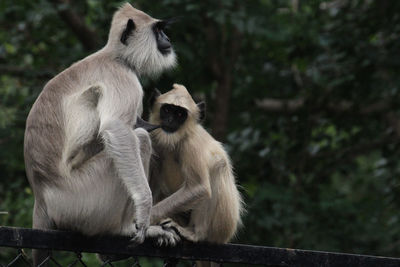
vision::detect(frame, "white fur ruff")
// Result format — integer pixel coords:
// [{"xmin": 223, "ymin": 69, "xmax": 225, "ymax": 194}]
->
[{"xmin": 120, "ymin": 27, "xmax": 177, "ymax": 77}]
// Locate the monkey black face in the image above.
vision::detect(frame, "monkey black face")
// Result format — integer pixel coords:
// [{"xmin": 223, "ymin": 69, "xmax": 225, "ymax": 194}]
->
[
  {"xmin": 153, "ymin": 21, "xmax": 172, "ymax": 55},
  {"xmin": 160, "ymin": 104, "xmax": 188, "ymax": 133}
]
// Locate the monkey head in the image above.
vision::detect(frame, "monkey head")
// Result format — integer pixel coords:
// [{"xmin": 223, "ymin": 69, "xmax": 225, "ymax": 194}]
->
[
  {"xmin": 107, "ymin": 3, "xmax": 177, "ymax": 77},
  {"xmin": 149, "ymin": 84, "xmax": 205, "ymax": 146}
]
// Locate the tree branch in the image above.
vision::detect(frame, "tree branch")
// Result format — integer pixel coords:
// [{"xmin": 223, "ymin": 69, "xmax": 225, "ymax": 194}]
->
[
  {"xmin": 203, "ymin": 10, "xmax": 243, "ymax": 141},
  {"xmin": 312, "ymin": 136, "xmax": 397, "ymax": 162},
  {"xmin": 308, "ymin": 135, "xmax": 399, "ymax": 181},
  {"xmin": 49, "ymin": 0, "xmax": 101, "ymax": 51},
  {"xmin": 256, "ymin": 98, "xmax": 305, "ymax": 113}
]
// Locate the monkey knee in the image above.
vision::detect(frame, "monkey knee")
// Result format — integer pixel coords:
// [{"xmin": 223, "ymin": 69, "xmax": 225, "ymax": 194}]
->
[
  {"xmin": 101, "ymin": 120, "xmax": 137, "ymax": 148},
  {"xmin": 134, "ymin": 128, "xmax": 152, "ymax": 152},
  {"xmin": 100, "ymin": 120, "xmax": 120, "ymax": 132},
  {"xmin": 100, "ymin": 122, "xmax": 119, "ymax": 142},
  {"xmin": 134, "ymin": 127, "xmax": 151, "ymax": 143}
]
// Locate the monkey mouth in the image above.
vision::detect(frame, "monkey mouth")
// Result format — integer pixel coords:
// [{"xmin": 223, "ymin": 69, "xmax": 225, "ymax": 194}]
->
[
  {"xmin": 159, "ymin": 47, "xmax": 172, "ymax": 55},
  {"xmin": 161, "ymin": 125, "xmax": 178, "ymax": 133}
]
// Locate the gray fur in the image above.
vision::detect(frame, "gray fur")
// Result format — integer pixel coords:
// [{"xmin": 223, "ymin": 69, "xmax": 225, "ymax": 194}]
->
[{"xmin": 24, "ymin": 3, "xmax": 178, "ymax": 266}]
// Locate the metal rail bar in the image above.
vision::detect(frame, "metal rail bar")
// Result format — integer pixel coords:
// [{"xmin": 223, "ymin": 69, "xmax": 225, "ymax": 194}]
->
[{"xmin": 1, "ymin": 226, "xmax": 400, "ymax": 266}]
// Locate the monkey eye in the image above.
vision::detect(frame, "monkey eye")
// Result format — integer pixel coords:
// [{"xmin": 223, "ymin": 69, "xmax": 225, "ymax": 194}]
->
[
  {"xmin": 156, "ymin": 20, "xmax": 167, "ymax": 31},
  {"xmin": 164, "ymin": 107, "xmax": 169, "ymax": 113},
  {"xmin": 177, "ymin": 112, "xmax": 182, "ymax": 117}
]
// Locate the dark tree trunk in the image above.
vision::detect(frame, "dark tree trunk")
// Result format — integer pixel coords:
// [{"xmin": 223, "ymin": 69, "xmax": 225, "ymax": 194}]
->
[
  {"xmin": 49, "ymin": 0, "xmax": 101, "ymax": 51},
  {"xmin": 212, "ymin": 73, "xmax": 232, "ymax": 141},
  {"xmin": 204, "ymin": 16, "xmax": 241, "ymax": 141}
]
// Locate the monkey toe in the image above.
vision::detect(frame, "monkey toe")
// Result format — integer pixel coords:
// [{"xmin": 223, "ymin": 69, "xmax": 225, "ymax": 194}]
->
[
  {"xmin": 146, "ymin": 225, "xmax": 180, "ymax": 246},
  {"xmin": 156, "ymin": 230, "xmax": 180, "ymax": 247},
  {"xmin": 129, "ymin": 235, "xmax": 145, "ymax": 248},
  {"xmin": 157, "ymin": 238, "xmax": 165, "ymax": 246},
  {"xmin": 129, "ymin": 225, "xmax": 146, "ymax": 245},
  {"xmin": 128, "ymin": 236, "xmax": 144, "ymax": 247},
  {"xmin": 159, "ymin": 218, "xmax": 173, "ymax": 227},
  {"xmin": 159, "ymin": 218, "xmax": 182, "ymax": 237}
]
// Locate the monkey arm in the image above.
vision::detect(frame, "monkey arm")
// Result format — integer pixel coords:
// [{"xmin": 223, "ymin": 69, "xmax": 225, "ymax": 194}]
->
[
  {"xmin": 135, "ymin": 116, "xmax": 160, "ymax": 132},
  {"xmin": 100, "ymin": 119, "xmax": 152, "ymax": 241},
  {"xmin": 151, "ymin": 164, "xmax": 211, "ymax": 224},
  {"xmin": 151, "ymin": 185, "xmax": 210, "ymax": 224}
]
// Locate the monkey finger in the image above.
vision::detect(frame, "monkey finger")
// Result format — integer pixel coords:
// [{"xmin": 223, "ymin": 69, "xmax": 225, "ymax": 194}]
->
[
  {"xmin": 159, "ymin": 218, "xmax": 173, "ymax": 227},
  {"xmin": 128, "ymin": 235, "xmax": 145, "ymax": 247},
  {"xmin": 129, "ymin": 227, "xmax": 146, "ymax": 246},
  {"xmin": 159, "ymin": 219, "xmax": 182, "ymax": 238},
  {"xmin": 147, "ymin": 225, "xmax": 181, "ymax": 247},
  {"xmin": 156, "ymin": 230, "xmax": 180, "ymax": 247},
  {"xmin": 166, "ymin": 228, "xmax": 181, "ymax": 243},
  {"xmin": 157, "ymin": 238, "xmax": 165, "ymax": 247}
]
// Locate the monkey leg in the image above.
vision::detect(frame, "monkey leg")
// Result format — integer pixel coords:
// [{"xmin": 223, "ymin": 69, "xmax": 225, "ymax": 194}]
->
[
  {"xmin": 159, "ymin": 218, "xmax": 198, "ymax": 242},
  {"xmin": 101, "ymin": 120, "xmax": 152, "ymax": 244},
  {"xmin": 32, "ymin": 202, "xmax": 55, "ymax": 267},
  {"xmin": 133, "ymin": 127, "xmax": 152, "ymax": 179}
]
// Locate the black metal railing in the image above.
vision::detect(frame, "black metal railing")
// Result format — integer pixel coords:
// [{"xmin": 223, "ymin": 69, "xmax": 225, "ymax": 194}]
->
[{"xmin": 1, "ymin": 226, "xmax": 400, "ymax": 266}]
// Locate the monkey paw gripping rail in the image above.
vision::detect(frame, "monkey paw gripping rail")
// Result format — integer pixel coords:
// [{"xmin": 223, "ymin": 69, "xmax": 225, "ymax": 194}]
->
[{"xmin": 1, "ymin": 226, "xmax": 400, "ymax": 267}]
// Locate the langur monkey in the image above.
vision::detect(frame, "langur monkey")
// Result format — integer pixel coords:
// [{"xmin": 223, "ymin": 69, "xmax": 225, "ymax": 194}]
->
[
  {"xmin": 149, "ymin": 84, "xmax": 244, "ymax": 267},
  {"xmin": 24, "ymin": 3, "xmax": 179, "ymax": 265}
]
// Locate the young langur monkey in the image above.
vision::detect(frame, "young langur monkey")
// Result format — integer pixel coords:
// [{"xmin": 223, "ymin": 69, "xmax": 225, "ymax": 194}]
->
[
  {"xmin": 149, "ymin": 84, "xmax": 243, "ymax": 267},
  {"xmin": 24, "ymin": 3, "xmax": 179, "ymax": 265}
]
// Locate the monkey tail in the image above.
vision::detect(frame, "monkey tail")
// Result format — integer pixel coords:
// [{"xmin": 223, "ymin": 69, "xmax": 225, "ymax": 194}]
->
[{"xmin": 207, "ymin": 156, "xmax": 244, "ymax": 244}]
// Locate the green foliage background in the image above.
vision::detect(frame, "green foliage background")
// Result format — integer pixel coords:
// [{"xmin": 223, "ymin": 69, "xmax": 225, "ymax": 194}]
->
[{"xmin": 1, "ymin": 0, "xmax": 400, "ymax": 265}]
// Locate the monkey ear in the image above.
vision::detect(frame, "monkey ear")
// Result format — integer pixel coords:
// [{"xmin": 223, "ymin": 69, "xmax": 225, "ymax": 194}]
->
[
  {"xmin": 197, "ymin": 101, "xmax": 206, "ymax": 122},
  {"xmin": 149, "ymin": 88, "xmax": 162, "ymax": 107},
  {"xmin": 120, "ymin": 19, "xmax": 136, "ymax": 45}
]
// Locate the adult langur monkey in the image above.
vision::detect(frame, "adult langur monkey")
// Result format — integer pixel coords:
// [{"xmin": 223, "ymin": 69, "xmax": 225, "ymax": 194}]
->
[
  {"xmin": 24, "ymin": 3, "xmax": 179, "ymax": 265},
  {"xmin": 149, "ymin": 84, "xmax": 244, "ymax": 267}
]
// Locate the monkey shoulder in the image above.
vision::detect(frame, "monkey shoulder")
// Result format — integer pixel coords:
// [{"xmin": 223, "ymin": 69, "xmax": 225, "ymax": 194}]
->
[
  {"xmin": 182, "ymin": 130, "xmax": 226, "ymax": 169},
  {"xmin": 201, "ymin": 134, "xmax": 231, "ymax": 171},
  {"xmin": 64, "ymin": 56, "xmax": 141, "ymax": 123},
  {"xmin": 209, "ymin": 144, "xmax": 230, "ymax": 168}
]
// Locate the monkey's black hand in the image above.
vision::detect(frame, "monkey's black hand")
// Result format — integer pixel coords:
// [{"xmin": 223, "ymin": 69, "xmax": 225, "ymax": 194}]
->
[{"xmin": 135, "ymin": 116, "xmax": 160, "ymax": 132}]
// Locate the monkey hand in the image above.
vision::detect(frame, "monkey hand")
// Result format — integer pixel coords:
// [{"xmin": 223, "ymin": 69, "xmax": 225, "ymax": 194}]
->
[
  {"xmin": 159, "ymin": 218, "xmax": 197, "ymax": 242},
  {"xmin": 145, "ymin": 225, "xmax": 181, "ymax": 247},
  {"xmin": 129, "ymin": 222, "xmax": 147, "ymax": 245}
]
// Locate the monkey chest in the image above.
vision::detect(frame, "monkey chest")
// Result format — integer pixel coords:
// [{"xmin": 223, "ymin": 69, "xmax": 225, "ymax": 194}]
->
[{"xmin": 160, "ymin": 156, "xmax": 184, "ymax": 194}]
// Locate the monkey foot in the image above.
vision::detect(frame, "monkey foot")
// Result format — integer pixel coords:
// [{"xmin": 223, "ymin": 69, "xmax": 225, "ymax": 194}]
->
[
  {"xmin": 128, "ymin": 223, "xmax": 147, "ymax": 246},
  {"xmin": 146, "ymin": 225, "xmax": 181, "ymax": 247},
  {"xmin": 159, "ymin": 218, "xmax": 197, "ymax": 242}
]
